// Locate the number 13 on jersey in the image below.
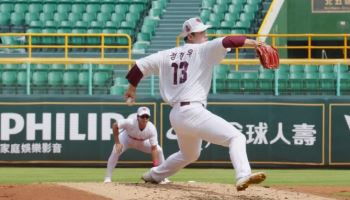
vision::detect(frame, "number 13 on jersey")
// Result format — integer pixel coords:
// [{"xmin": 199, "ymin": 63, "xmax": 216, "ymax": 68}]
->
[{"xmin": 171, "ymin": 61, "xmax": 188, "ymax": 85}]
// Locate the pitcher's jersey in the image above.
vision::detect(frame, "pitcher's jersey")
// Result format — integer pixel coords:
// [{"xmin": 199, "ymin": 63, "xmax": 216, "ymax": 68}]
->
[
  {"xmin": 117, "ymin": 114, "xmax": 158, "ymax": 146},
  {"xmin": 136, "ymin": 38, "xmax": 227, "ymax": 105}
]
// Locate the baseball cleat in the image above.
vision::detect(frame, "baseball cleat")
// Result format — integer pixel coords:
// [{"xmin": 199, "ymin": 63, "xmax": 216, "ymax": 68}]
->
[
  {"xmin": 141, "ymin": 171, "xmax": 159, "ymax": 184},
  {"xmin": 236, "ymin": 172, "xmax": 266, "ymax": 191},
  {"xmin": 103, "ymin": 177, "xmax": 112, "ymax": 183},
  {"xmin": 159, "ymin": 178, "xmax": 171, "ymax": 185}
]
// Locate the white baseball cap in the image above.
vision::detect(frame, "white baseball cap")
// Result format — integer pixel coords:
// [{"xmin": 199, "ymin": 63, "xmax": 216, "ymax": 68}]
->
[
  {"xmin": 180, "ymin": 17, "xmax": 211, "ymax": 37},
  {"xmin": 137, "ymin": 106, "xmax": 151, "ymax": 116}
]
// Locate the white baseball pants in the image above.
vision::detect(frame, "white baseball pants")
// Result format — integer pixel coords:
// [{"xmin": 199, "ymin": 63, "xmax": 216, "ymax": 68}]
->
[
  {"xmin": 150, "ymin": 102, "xmax": 252, "ymax": 182},
  {"xmin": 105, "ymin": 131, "xmax": 165, "ymax": 179}
]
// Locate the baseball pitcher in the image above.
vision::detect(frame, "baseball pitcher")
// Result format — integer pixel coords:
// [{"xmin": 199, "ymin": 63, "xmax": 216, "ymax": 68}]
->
[{"xmin": 124, "ymin": 17, "xmax": 267, "ymax": 191}]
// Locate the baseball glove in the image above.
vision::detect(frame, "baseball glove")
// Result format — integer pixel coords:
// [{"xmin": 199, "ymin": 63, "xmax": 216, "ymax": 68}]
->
[{"xmin": 256, "ymin": 45, "xmax": 279, "ymax": 69}]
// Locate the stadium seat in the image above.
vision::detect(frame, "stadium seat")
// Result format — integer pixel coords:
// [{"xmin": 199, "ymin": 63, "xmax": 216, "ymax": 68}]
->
[
  {"xmin": 289, "ymin": 72, "xmax": 305, "ymax": 92},
  {"xmin": 290, "ymin": 64, "xmax": 304, "ymax": 74},
  {"xmin": 319, "ymin": 64, "xmax": 334, "ymax": 73},
  {"xmin": 78, "ymin": 71, "xmax": 89, "ymax": 94},
  {"xmin": 93, "ymin": 71, "xmax": 110, "ymax": 94},
  {"xmin": 0, "ymin": 4, "xmax": 14, "ymax": 13},
  {"xmin": 57, "ymin": 4, "xmax": 71, "ymax": 13},
  {"xmin": 72, "ymin": 4, "xmax": 86, "ymax": 13},
  {"xmin": 28, "ymin": 3, "xmax": 43, "ymax": 13},
  {"xmin": 110, "ymin": 85, "xmax": 125, "ymax": 95},
  {"xmin": 226, "ymin": 72, "xmax": 242, "ymax": 93},
  {"xmin": 63, "ymin": 71, "xmax": 78, "ymax": 94},
  {"xmin": 319, "ymin": 72, "xmax": 336, "ymax": 94},
  {"xmin": 14, "ymin": 3, "xmax": 28, "ymax": 13},
  {"xmin": 48, "ymin": 71, "xmax": 63, "ymax": 94},
  {"xmin": 2, "ymin": 70, "xmax": 17, "ymax": 94},
  {"xmin": 304, "ymin": 65, "xmax": 318, "ymax": 73},
  {"xmin": 241, "ymin": 72, "xmax": 258, "ymax": 94},
  {"xmin": 43, "ymin": 3, "xmax": 57, "ymax": 13},
  {"xmin": 304, "ymin": 72, "xmax": 319, "ymax": 94},
  {"xmin": 115, "ymin": 4, "xmax": 129, "ymax": 14},
  {"xmin": 339, "ymin": 72, "xmax": 350, "ymax": 94},
  {"xmin": 259, "ymin": 71, "xmax": 274, "ymax": 94},
  {"xmin": 86, "ymin": 4, "xmax": 101, "ymax": 13},
  {"xmin": 16, "ymin": 70, "xmax": 28, "ymax": 94},
  {"xmin": 32, "ymin": 71, "xmax": 48, "ymax": 94},
  {"xmin": 275, "ymin": 70, "xmax": 289, "ymax": 94}
]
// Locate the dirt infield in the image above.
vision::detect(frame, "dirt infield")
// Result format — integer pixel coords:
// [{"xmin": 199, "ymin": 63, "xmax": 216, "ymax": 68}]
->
[{"xmin": 2, "ymin": 182, "xmax": 347, "ymax": 200}]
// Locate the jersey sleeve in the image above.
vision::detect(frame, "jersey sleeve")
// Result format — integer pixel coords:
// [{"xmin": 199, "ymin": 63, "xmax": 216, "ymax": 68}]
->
[
  {"xmin": 117, "ymin": 118, "xmax": 131, "ymax": 130},
  {"xmin": 199, "ymin": 37, "xmax": 227, "ymax": 66},
  {"xmin": 136, "ymin": 52, "xmax": 161, "ymax": 77},
  {"xmin": 148, "ymin": 124, "xmax": 159, "ymax": 146}
]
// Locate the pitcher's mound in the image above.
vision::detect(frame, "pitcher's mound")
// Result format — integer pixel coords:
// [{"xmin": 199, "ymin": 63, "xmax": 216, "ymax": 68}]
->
[{"xmin": 59, "ymin": 182, "xmax": 334, "ymax": 200}]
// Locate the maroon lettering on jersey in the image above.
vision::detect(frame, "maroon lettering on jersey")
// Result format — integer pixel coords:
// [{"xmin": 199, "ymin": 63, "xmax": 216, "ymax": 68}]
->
[
  {"xmin": 187, "ymin": 49, "xmax": 193, "ymax": 57},
  {"xmin": 170, "ymin": 53, "xmax": 177, "ymax": 60},
  {"xmin": 179, "ymin": 52, "xmax": 185, "ymax": 60}
]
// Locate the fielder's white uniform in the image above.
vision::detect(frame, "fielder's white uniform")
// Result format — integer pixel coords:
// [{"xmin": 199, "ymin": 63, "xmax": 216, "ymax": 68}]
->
[
  {"xmin": 136, "ymin": 37, "xmax": 251, "ymax": 181},
  {"xmin": 105, "ymin": 114, "xmax": 165, "ymax": 179}
]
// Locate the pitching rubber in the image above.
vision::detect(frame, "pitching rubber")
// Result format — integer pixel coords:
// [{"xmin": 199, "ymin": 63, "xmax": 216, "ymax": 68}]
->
[{"xmin": 236, "ymin": 172, "xmax": 266, "ymax": 191}]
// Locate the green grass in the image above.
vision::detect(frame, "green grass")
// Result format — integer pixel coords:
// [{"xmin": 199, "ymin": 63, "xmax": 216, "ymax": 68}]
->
[{"xmin": 1, "ymin": 168, "xmax": 350, "ymax": 187}]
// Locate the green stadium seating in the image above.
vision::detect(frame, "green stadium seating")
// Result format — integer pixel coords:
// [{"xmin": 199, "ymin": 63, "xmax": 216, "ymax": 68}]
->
[
  {"xmin": 86, "ymin": 4, "xmax": 100, "ymax": 13},
  {"xmin": 289, "ymin": 72, "xmax": 305, "ymax": 92},
  {"xmin": 72, "ymin": 4, "xmax": 85, "ymax": 13},
  {"xmin": 78, "ymin": 71, "xmax": 89, "ymax": 94},
  {"xmin": 226, "ymin": 72, "xmax": 242, "ymax": 92},
  {"xmin": 51, "ymin": 64, "xmax": 65, "ymax": 71},
  {"xmin": 319, "ymin": 72, "xmax": 336, "ymax": 94},
  {"xmin": 304, "ymin": 72, "xmax": 319, "ymax": 94},
  {"xmin": 275, "ymin": 70, "xmax": 289, "ymax": 93},
  {"xmin": 28, "ymin": 3, "xmax": 43, "ymax": 13},
  {"xmin": 0, "ymin": 13, "xmax": 10, "ymax": 26},
  {"xmin": 241, "ymin": 72, "xmax": 258, "ymax": 93},
  {"xmin": 48, "ymin": 71, "xmax": 63, "ymax": 94},
  {"xmin": 14, "ymin": 3, "xmax": 28, "ymax": 13},
  {"xmin": 0, "ymin": 4, "xmax": 14, "ymax": 13},
  {"xmin": 32, "ymin": 71, "xmax": 48, "ymax": 94},
  {"xmin": 259, "ymin": 70, "xmax": 274, "ymax": 94},
  {"xmin": 304, "ymin": 65, "xmax": 318, "ymax": 73},
  {"xmin": 54, "ymin": 12, "xmax": 68, "ymax": 22},
  {"xmin": 339, "ymin": 72, "xmax": 350, "ymax": 94},
  {"xmin": 57, "ymin": 4, "xmax": 71, "ymax": 13},
  {"xmin": 228, "ymin": 4, "xmax": 243, "ymax": 14},
  {"xmin": 63, "ymin": 71, "xmax": 78, "ymax": 94},
  {"xmin": 43, "ymin": 3, "xmax": 56, "ymax": 13},
  {"xmin": 16, "ymin": 70, "xmax": 28, "ymax": 94},
  {"xmin": 213, "ymin": 4, "xmax": 228, "ymax": 13},
  {"xmin": 93, "ymin": 71, "xmax": 110, "ymax": 94},
  {"xmin": 319, "ymin": 64, "xmax": 334, "ymax": 73},
  {"xmin": 110, "ymin": 85, "xmax": 125, "ymax": 95},
  {"xmin": 115, "ymin": 4, "xmax": 129, "ymax": 14},
  {"xmin": 2, "ymin": 71, "xmax": 17, "ymax": 94},
  {"xmin": 96, "ymin": 13, "xmax": 111, "ymax": 23},
  {"xmin": 290, "ymin": 64, "xmax": 304, "ymax": 74}
]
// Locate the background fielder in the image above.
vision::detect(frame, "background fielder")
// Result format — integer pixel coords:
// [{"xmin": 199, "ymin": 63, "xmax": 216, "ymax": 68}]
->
[{"xmin": 104, "ymin": 107, "xmax": 166, "ymax": 183}]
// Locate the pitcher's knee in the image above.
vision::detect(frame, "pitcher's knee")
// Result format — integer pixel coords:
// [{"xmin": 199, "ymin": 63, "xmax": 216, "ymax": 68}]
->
[
  {"xmin": 231, "ymin": 132, "xmax": 246, "ymax": 144},
  {"xmin": 183, "ymin": 150, "xmax": 201, "ymax": 163}
]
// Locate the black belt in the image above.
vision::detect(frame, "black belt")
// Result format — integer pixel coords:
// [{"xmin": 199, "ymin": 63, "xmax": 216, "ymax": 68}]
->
[
  {"xmin": 180, "ymin": 102, "xmax": 205, "ymax": 107},
  {"xmin": 180, "ymin": 102, "xmax": 190, "ymax": 106}
]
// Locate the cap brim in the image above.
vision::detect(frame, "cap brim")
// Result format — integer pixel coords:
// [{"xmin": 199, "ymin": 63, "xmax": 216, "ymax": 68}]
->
[
  {"xmin": 138, "ymin": 112, "xmax": 150, "ymax": 116},
  {"xmin": 179, "ymin": 24, "xmax": 212, "ymax": 37}
]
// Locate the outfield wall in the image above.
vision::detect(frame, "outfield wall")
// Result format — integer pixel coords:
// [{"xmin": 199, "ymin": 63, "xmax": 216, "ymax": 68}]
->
[{"xmin": 0, "ymin": 95, "xmax": 350, "ymax": 167}]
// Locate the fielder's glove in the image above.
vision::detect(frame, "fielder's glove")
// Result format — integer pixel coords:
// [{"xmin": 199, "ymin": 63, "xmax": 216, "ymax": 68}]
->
[{"xmin": 256, "ymin": 45, "xmax": 279, "ymax": 69}]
